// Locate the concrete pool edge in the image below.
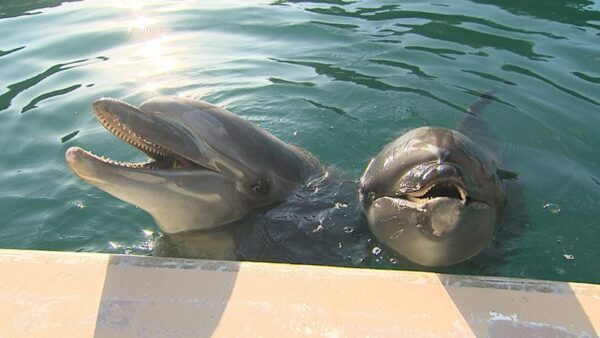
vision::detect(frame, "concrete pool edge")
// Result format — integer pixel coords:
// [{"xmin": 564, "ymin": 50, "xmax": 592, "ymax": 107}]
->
[{"xmin": 0, "ymin": 249, "xmax": 598, "ymax": 337}]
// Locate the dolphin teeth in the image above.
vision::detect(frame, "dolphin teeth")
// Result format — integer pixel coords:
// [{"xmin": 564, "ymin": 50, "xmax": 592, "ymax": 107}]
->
[
  {"xmin": 95, "ymin": 111, "xmax": 173, "ymax": 161},
  {"xmin": 403, "ymin": 181, "xmax": 467, "ymax": 205},
  {"xmin": 78, "ymin": 144, "xmax": 162, "ymax": 170}
]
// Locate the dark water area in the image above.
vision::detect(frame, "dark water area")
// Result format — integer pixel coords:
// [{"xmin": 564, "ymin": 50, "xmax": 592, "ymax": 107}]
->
[{"xmin": 0, "ymin": 0, "xmax": 599, "ymax": 283}]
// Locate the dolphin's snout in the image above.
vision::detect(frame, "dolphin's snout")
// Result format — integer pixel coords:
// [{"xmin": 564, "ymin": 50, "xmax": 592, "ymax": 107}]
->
[
  {"xmin": 92, "ymin": 98, "xmax": 117, "ymax": 113},
  {"xmin": 65, "ymin": 146, "xmax": 85, "ymax": 166},
  {"xmin": 65, "ymin": 147, "xmax": 77, "ymax": 163},
  {"xmin": 91, "ymin": 99, "xmax": 103, "ymax": 111},
  {"xmin": 434, "ymin": 163, "xmax": 459, "ymax": 177},
  {"xmin": 64, "ymin": 146, "xmax": 98, "ymax": 178}
]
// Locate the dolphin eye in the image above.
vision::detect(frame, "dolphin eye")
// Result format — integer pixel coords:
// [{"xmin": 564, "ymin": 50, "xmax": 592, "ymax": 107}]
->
[{"xmin": 251, "ymin": 178, "xmax": 271, "ymax": 196}]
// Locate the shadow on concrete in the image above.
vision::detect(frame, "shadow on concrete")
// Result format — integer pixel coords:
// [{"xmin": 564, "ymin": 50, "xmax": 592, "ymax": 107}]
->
[
  {"xmin": 93, "ymin": 255, "xmax": 238, "ymax": 337},
  {"xmin": 438, "ymin": 274, "xmax": 598, "ymax": 337}
]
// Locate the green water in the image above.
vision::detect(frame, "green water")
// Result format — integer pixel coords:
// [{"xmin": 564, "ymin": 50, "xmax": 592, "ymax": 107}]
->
[{"xmin": 0, "ymin": 0, "xmax": 599, "ymax": 283}]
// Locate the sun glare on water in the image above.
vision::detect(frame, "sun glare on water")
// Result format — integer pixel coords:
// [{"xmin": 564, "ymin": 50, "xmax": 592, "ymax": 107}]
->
[{"xmin": 98, "ymin": 0, "xmax": 190, "ymax": 94}]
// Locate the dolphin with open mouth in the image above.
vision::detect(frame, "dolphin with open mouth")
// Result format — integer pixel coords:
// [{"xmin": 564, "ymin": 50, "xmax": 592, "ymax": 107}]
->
[
  {"xmin": 65, "ymin": 96, "xmax": 321, "ymax": 234},
  {"xmin": 359, "ymin": 94, "xmax": 516, "ymax": 267}
]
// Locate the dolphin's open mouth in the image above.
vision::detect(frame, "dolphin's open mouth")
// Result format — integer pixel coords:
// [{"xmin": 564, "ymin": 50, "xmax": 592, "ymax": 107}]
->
[
  {"xmin": 70, "ymin": 100, "xmax": 206, "ymax": 172},
  {"xmin": 403, "ymin": 180, "xmax": 468, "ymax": 205}
]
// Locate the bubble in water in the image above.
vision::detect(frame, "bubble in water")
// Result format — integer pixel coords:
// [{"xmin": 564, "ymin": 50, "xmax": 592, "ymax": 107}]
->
[
  {"xmin": 335, "ymin": 202, "xmax": 349, "ymax": 209},
  {"xmin": 563, "ymin": 254, "xmax": 575, "ymax": 260},
  {"xmin": 389, "ymin": 258, "xmax": 398, "ymax": 265},
  {"xmin": 130, "ymin": 240, "xmax": 154, "ymax": 254},
  {"xmin": 543, "ymin": 203, "xmax": 561, "ymax": 214},
  {"xmin": 343, "ymin": 226, "xmax": 354, "ymax": 234},
  {"xmin": 108, "ymin": 241, "xmax": 119, "ymax": 250},
  {"xmin": 142, "ymin": 229, "xmax": 154, "ymax": 237},
  {"xmin": 312, "ymin": 223, "xmax": 324, "ymax": 233},
  {"xmin": 74, "ymin": 201, "xmax": 85, "ymax": 209},
  {"xmin": 372, "ymin": 246, "xmax": 382, "ymax": 255},
  {"xmin": 293, "ymin": 130, "xmax": 299, "ymax": 136}
]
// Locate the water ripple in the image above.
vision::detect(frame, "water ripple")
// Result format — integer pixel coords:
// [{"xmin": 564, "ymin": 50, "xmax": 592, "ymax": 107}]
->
[
  {"xmin": 272, "ymin": 58, "xmax": 464, "ymax": 112},
  {"xmin": 0, "ymin": 56, "xmax": 108, "ymax": 113},
  {"xmin": 307, "ymin": 5, "xmax": 567, "ymax": 41},
  {"xmin": 502, "ymin": 64, "xmax": 600, "ymax": 106},
  {"xmin": 0, "ymin": 0, "xmax": 82, "ymax": 19},
  {"xmin": 399, "ymin": 21, "xmax": 551, "ymax": 60},
  {"xmin": 21, "ymin": 84, "xmax": 81, "ymax": 113},
  {"xmin": 268, "ymin": 77, "xmax": 316, "ymax": 87},
  {"xmin": 369, "ymin": 58, "xmax": 436, "ymax": 79},
  {"xmin": 461, "ymin": 70, "xmax": 516, "ymax": 86},
  {"xmin": 0, "ymin": 46, "xmax": 25, "ymax": 58},
  {"xmin": 404, "ymin": 45, "xmax": 465, "ymax": 60},
  {"xmin": 572, "ymin": 71, "xmax": 600, "ymax": 84},
  {"xmin": 470, "ymin": 0, "xmax": 600, "ymax": 29},
  {"xmin": 303, "ymin": 98, "xmax": 359, "ymax": 121}
]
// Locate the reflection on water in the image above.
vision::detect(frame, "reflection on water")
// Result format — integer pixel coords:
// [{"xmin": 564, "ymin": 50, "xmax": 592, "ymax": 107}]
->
[
  {"xmin": 108, "ymin": 1, "xmax": 187, "ymax": 95},
  {"xmin": 0, "ymin": 0, "xmax": 599, "ymax": 283}
]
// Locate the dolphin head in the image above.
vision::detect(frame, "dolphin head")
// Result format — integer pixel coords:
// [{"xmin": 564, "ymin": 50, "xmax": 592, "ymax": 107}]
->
[
  {"xmin": 66, "ymin": 96, "xmax": 320, "ymax": 234},
  {"xmin": 359, "ymin": 127, "xmax": 505, "ymax": 266}
]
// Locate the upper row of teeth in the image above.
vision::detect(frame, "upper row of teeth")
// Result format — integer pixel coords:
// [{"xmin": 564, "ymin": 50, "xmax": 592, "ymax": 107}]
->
[
  {"xmin": 97, "ymin": 115, "xmax": 170, "ymax": 158},
  {"xmin": 406, "ymin": 183, "xmax": 438, "ymax": 198},
  {"xmin": 405, "ymin": 183, "xmax": 467, "ymax": 201}
]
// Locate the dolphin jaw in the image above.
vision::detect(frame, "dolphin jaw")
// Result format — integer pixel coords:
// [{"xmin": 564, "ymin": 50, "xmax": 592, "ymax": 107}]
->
[
  {"xmin": 402, "ymin": 180, "xmax": 468, "ymax": 206},
  {"xmin": 94, "ymin": 103, "xmax": 171, "ymax": 160},
  {"xmin": 366, "ymin": 179, "xmax": 471, "ymax": 239},
  {"xmin": 79, "ymin": 99, "xmax": 209, "ymax": 172},
  {"xmin": 66, "ymin": 146, "xmax": 156, "ymax": 170}
]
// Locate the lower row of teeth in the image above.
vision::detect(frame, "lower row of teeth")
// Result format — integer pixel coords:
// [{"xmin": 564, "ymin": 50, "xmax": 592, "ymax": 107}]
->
[{"xmin": 95, "ymin": 154, "xmax": 149, "ymax": 168}]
